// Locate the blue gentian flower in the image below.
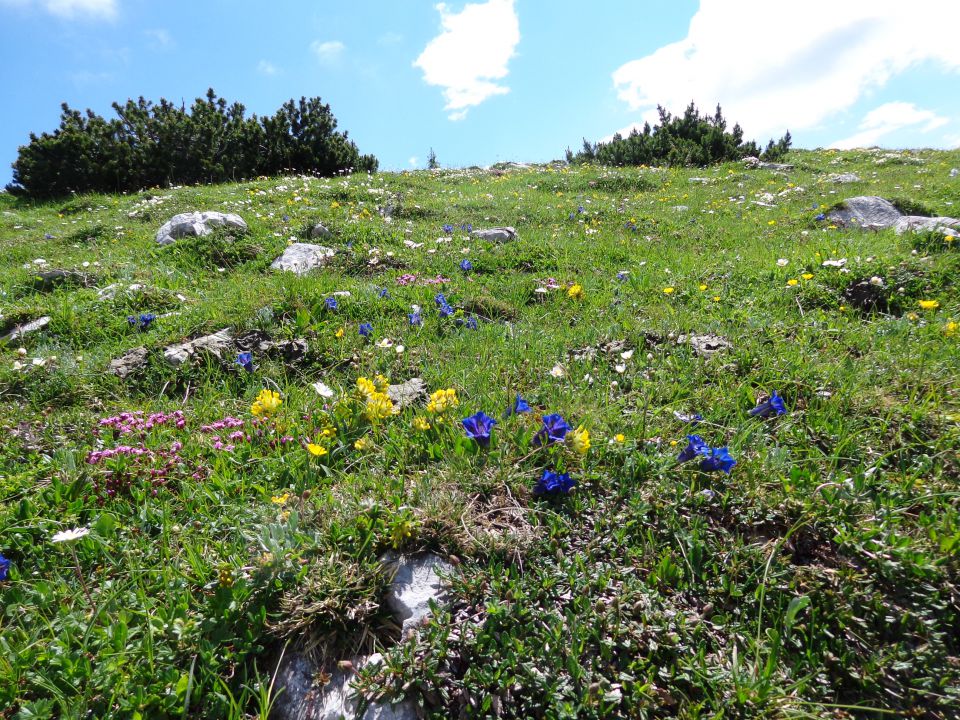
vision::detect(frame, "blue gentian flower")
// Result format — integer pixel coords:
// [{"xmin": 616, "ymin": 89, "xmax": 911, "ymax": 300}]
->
[
  {"xmin": 460, "ymin": 259, "xmax": 473, "ymax": 272},
  {"xmin": 442, "ymin": 223, "xmax": 454, "ymax": 234},
  {"xmin": 699, "ymin": 446, "xmax": 737, "ymax": 474},
  {"xmin": 461, "ymin": 223, "xmax": 472, "ymax": 232},
  {"xmin": 465, "ymin": 316, "xmax": 478, "ymax": 330},
  {"xmin": 534, "ymin": 413, "xmax": 572, "ymax": 446},
  {"xmin": 616, "ymin": 271, "xmax": 629, "ymax": 281},
  {"xmin": 282, "ymin": 215, "xmax": 290, "ymax": 222},
  {"xmin": 434, "ymin": 293, "xmax": 447, "ymax": 306},
  {"xmin": 325, "ymin": 297, "xmax": 338, "ymax": 311},
  {"xmin": 359, "ymin": 323, "xmax": 373, "ymax": 337},
  {"xmin": 504, "ymin": 394, "xmax": 532, "ymax": 417},
  {"xmin": 128, "ymin": 313, "xmax": 157, "ymax": 330},
  {"xmin": 534, "ymin": 469, "xmax": 576, "ymax": 496},
  {"xmin": 814, "ymin": 213, "xmax": 826, "ymax": 221},
  {"xmin": 462, "ymin": 411, "xmax": 497, "ymax": 447},
  {"xmin": 577, "ymin": 205, "xmax": 585, "ymax": 214},
  {"xmin": 439, "ymin": 303, "xmax": 455, "ymax": 318},
  {"xmin": 377, "ymin": 288, "xmax": 390, "ymax": 299},
  {"xmin": 408, "ymin": 311, "xmax": 422, "ymax": 326},
  {"xmin": 677, "ymin": 434, "xmax": 711, "ymax": 463},
  {"xmin": 236, "ymin": 352, "xmax": 254, "ymax": 373},
  {"xmin": 748, "ymin": 392, "xmax": 787, "ymax": 418},
  {"xmin": 0, "ymin": 553, "xmax": 10, "ymax": 581}
]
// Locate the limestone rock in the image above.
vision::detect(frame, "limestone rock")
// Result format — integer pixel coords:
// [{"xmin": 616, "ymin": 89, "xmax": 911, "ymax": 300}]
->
[
  {"xmin": 826, "ymin": 197, "xmax": 902, "ymax": 230},
  {"xmin": 110, "ymin": 346, "xmax": 149, "ymax": 379},
  {"xmin": 163, "ymin": 329, "xmax": 233, "ymax": 366},
  {"xmin": 155, "ymin": 211, "xmax": 247, "ymax": 246},
  {"xmin": 0, "ymin": 316, "xmax": 51, "ymax": 346},
  {"xmin": 32, "ymin": 269, "xmax": 96, "ymax": 292},
  {"xmin": 894, "ymin": 216, "xmax": 960, "ymax": 237},
  {"xmin": 387, "ymin": 378, "xmax": 426, "ymax": 409},
  {"xmin": 743, "ymin": 156, "xmax": 793, "ymax": 171},
  {"xmin": 470, "ymin": 227, "xmax": 517, "ymax": 243},
  {"xmin": 828, "ymin": 173, "xmax": 861, "ymax": 184},
  {"xmin": 382, "ymin": 552, "xmax": 454, "ymax": 633},
  {"xmin": 271, "ymin": 651, "xmax": 416, "ymax": 720},
  {"xmin": 680, "ymin": 334, "xmax": 732, "ymax": 357},
  {"xmin": 271, "ymin": 243, "xmax": 336, "ymax": 275},
  {"xmin": 311, "ymin": 223, "xmax": 333, "ymax": 240}
]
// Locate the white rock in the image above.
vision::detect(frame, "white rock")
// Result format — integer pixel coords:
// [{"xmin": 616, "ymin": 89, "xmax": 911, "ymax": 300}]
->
[
  {"xmin": 470, "ymin": 227, "xmax": 517, "ymax": 242},
  {"xmin": 893, "ymin": 215, "xmax": 960, "ymax": 237},
  {"xmin": 155, "ymin": 211, "xmax": 247, "ymax": 246},
  {"xmin": 271, "ymin": 243, "xmax": 336, "ymax": 275},
  {"xmin": 826, "ymin": 196, "xmax": 902, "ymax": 229},
  {"xmin": 382, "ymin": 552, "xmax": 454, "ymax": 632},
  {"xmin": 163, "ymin": 329, "xmax": 233, "ymax": 366},
  {"xmin": 0, "ymin": 316, "xmax": 51, "ymax": 346}
]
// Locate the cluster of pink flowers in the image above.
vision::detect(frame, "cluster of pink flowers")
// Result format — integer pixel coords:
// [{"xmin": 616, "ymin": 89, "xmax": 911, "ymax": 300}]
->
[
  {"xmin": 200, "ymin": 416, "xmax": 245, "ymax": 433},
  {"xmin": 98, "ymin": 410, "xmax": 186, "ymax": 435},
  {"xmin": 396, "ymin": 273, "xmax": 451, "ymax": 286},
  {"xmin": 85, "ymin": 442, "xmax": 195, "ymax": 501},
  {"xmin": 86, "ymin": 444, "xmax": 154, "ymax": 464}
]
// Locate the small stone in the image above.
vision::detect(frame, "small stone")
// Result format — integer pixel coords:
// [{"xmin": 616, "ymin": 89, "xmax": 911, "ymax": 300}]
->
[
  {"xmin": 155, "ymin": 211, "xmax": 247, "ymax": 246},
  {"xmin": 470, "ymin": 227, "xmax": 517, "ymax": 242},
  {"xmin": 110, "ymin": 346, "xmax": 149, "ymax": 379},
  {"xmin": 682, "ymin": 334, "xmax": 732, "ymax": 357},
  {"xmin": 382, "ymin": 552, "xmax": 454, "ymax": 632},
  {"xmin": 387, "ymin": 378, "xmax": 426, "ymax": 409},
  {"xmin": 310, "ymin": 222, "xmax": 333, "ymax": 239},
  {"xmin": 163, "ymin": 329, "xmax": 233, "ymax": 366},
  {"xmin": 271, "ymin": 243, "xmax": 336, "ymax": 275},
  {"xmin": 828, "ymin": 173, "xmax": 861, "ymax": 184},
  {"xmin": 0, "ymin": 316, "xmax": 51, "ymax": 346}
]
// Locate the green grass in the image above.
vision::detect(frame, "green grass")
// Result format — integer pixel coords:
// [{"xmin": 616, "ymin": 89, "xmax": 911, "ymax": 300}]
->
[{"xmin": 1, "ymin": 147, "xmax": 959, "ymax": 719}]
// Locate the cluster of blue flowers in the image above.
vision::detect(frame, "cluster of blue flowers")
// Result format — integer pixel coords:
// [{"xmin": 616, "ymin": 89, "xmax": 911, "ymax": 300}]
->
[
  {"xmin": 435, "ymin": 292, "xmax": 455, "ymax": 318},
  {"xmin": 359, "ymin": 322, "xmax": 374, "ymax": 337},
  {"xmin": 441, "ymin": 222, "xmax": 473, "ymax": 234},
  {"xmin": 127, "ymin": 313, "xmax": 157, "ymax": 331},
  {"xmin": 459, "ymin": 259, "xmax": 473, "ymax": 272},
  {"xmin": 0, "ymin": 552, "xmax": 10, "ymax": 581},
  {"xmin": 535, "ymin": 469, "xmax": 576, "ymax": 495},
  {"xmin": 324, "ymin": 297, "xmax": 338, "ymax": 311},
  {"xmin": 236, "ymin": 352, "xmax": 254, "ymax": 373}
]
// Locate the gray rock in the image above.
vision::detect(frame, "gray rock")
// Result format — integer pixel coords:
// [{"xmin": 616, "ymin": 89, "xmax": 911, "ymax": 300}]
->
[
  {"xmin": 311, "ymin": 223, "xmax": 333, "ymax": 240},
  {"xmin": 163, "ymin": 329, "xmax": 233, "ymax": 366},
  {"xmin": 271, "ymin": 243, "xmax": 336, "ymax": 275},
  {"xmin": 155, "ymin": 211, "xmax": 247, "ymax": 246},
  {"xmin": 271, "ymin": 651, "xmax": 415, "ymax": 720},
  {"xmin": 110, "ymin": 346, "xmax": 149, "ymax": 379},
  {"xmin": 950, "ymin": 168, "xmax": 958, "ymax": 178},
  {"xmin": 894, "ymin": 216, "xmax": 960, "ymax": 237},
  {"xmin": 826, "ymin": 196, "xmax": 902, "ymax": 230},
  {"xmin": 470, "ymin": 227, "xmax": 517, "ymax": 243},
  {"xmin": 0, "ymin": 316, "xmax": 51, "ymax": 346},
  {"xmin": 680, "ymin": 334, "xmax": 732, "ymax": 357},
  {"xmin": 743, "ymin": 156, "xmax": 793, "ymax": 171},
  {"xmin": 386, "ymin": 378, "xmax": 426, "ymax": 409},
  {"xmin": 672, "ymin": 205, "xmax": 689, "ymax": 212},
  {"xmin": 828, "ymin": 173, "xmax": 861, "ymax": 184},
  {"xmin": 382, "ymin": 552, "xmax": 454, "ymax": 632}
]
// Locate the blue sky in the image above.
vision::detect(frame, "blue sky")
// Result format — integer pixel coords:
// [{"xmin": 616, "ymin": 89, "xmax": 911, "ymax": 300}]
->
[{"xmin": 1, "ymin": 0, "xmax": 959, "ymax": 188}]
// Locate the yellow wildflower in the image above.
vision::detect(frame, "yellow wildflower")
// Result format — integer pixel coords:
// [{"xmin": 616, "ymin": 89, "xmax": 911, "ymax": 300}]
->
[
  {"xmin": 251, "ymin": 389, "xmax": 282, "ymax": 416},
  {"xmin": 906, "ymin": 312, "xmax": 920, "ymax": 321},
  {"xmin": 944, "ymin": 321, "xmax": 958, "ymax": 336},
  {"xmin": 567, "ymin": 283, "xmax": 584, "ymax": 299},
  {"xmin": 364, "ymin": 392, "xmax": 395, "ymax": 422},
  {"xmin": 712, "ymin": 296, "xmax": 721, "ymax": 302},
  {"xmin": 918, "ymin": 300, "xmax": 939, "ymax": 311},
  {"xmin": 374, "ymin": 374, "xmax": 390, "ymax": 393},
  {"xmin": 663, "ymin": 287, "xmax": 675, "ymax": 295},
  {"xmin": 335, "ymin": 327, "xmax": 344, "ymax": 338},
  {"xmin": 271, "ymin": 492, "xmax": 291, "ymax": 505},
  {"xmin": 568, "ymin": 425, "xmax": 591, "ymax": 455},
  {"xmin": 307, "ymin": 443, "xmax": 328, "ymax": 457},
  {"xmin": 354, "ymin": 436, "xmax": 375, "ymax": 451},
  {"xmin": 427, "ymin": 388, "xmax": 459, "ymax": 415},
  {"xmin": 356, "ymin": 377, "xmax": 377, "ymax": 398},
  {"xmin": 614, "ymin": 433, "xmax": 625, "ymax": 444},
  {"xmin": 767, "ymin": 220, "xmax": 776, "ymax": 226},
  {"xmin": 330, "ymin": 201, "xmax": 340, "ymax": 209},
  {"xmin": 801, "ymin": 273, "xmax": 814, "ymax": 280},
  {"xmin": 787, "ymin": 279, "xmax": 798, "ymax": 286},
  {"xmin": 413, "ymin": 416, "xmax": 431, "ymax": 431},
  {"xmin": 699, "ymin": 284, "xmax": 708, "ymax": 291}
]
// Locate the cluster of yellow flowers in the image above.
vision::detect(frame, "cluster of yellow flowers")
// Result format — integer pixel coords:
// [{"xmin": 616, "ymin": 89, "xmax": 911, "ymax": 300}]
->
[
  {"xmin": 568, "ymin": 425, "xmax": 591, "ymax": 455},
  {"xmin": 307, "ymin": 424, "xmax": 337, "ymax": 457},
  {"xmin": 357, "ymin": 376, "xmax": 395, "ymax": 423},
  {"xmin": 251, "ymin": 389, "xmax": 282, "ymax": 416},
  {"xmin": 426, "ymin": 388, "xmax": 459, "ymax": 416}
]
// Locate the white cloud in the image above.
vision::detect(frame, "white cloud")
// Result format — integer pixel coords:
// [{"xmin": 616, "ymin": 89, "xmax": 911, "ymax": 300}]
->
[
  {"xmin": 408, "ymin": 156, "xmax": 419, "ymax": 167},
  {"xmin": 414, "ymin": 0, "xmax": 520, "ymax": 120},
  {"xmin": 311, "ymin": 40, "xmax": 345, "ymax": 64},
  {"xmin": 611, "ymin": 0, "xmax": 960, "ymax": 140},
  {"xmin": 257, "ymin": 60, "xmax": 278, "ymax": 76},
  {"xmin": 144, "ymin": 28, "xmax": 172, "ymax": 49},
  {"xmin": 831, "ymin": 102, "xmax": 948, "ymax": 148},
  {"xmin": 5, "ymin": 0, "xmax": 118, "ymax": 18}
]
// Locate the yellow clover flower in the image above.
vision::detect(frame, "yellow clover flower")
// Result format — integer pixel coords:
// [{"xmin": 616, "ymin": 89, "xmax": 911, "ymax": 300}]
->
[
  {"xmin": 427, "ymin": 388, "xmax": 459, "ymax": 415},
  {"xmin": 251, "ymin": 389, "xmax": 282, "ymax": 416},
  {"xmin": 567, "ymin": 283, "xmax": 584, "ymax": 300},
  {"xmin": 364, "ymin": 392, "xmax": 395, "ymax": 422},
  {"xmin": 568, "ymin": 425, "xmax": 591, "ymax": 455},
  {"xmin": 413, "ymin": 416, "xmax": 431, "ymax": 431}
]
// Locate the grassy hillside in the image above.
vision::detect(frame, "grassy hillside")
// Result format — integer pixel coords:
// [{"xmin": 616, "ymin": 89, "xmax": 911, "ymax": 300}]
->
[{"xmin": 1, "ymin": 148, "xmax": 959, "ymax": 719}]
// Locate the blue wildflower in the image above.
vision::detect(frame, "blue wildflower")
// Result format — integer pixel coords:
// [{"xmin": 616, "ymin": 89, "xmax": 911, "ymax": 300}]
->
[
  {"xmin": 236, "ymin": 352, "xmax": 254, "ymax": 373},
  {"xmin": 677, "ymin": 434, "xmax": 711, "ymax": 463},
  {"xmin": 439, "ymin": 302, "xmax": 455, "ymax": 318},
  {"xmin": 534, "ymin": 413, "xmax": 572, "ymax": 446},
  {"xmin": 814, "ymin": 213, "xmax": 826, "ymax": 221},
  {"xmin": 359, "ymin": 323, "xmax": 374, "ymax": 337},
  {"xmin": 282, "ymin": 214, "xmax": 290, "ymax": 222},
  {"xmin": 534, "ymin": 469, "xmax": 576, "ymax": 496},
  {"xmin": 465, "ymin": 316, "xmax": 478, "ymax": 330},
  {"xmin": 699, "ymin": 446, "xmax": 737, "ymax": 474},
  {"xmin": 459, "ymin": 259, "xmax": 473, "ymax": 272},
  {"xmin": 462, "ymin": 411, "xmax": 498, "ymax": 447},
  {"xmin": 127, "ymin": 313, "xmax": 156, "ymax": 331},
  {"xmin": 748, "ymin": 392, "xmax": 787, "ymax": 418},
  {"xmin": 577, "ymin": 205, "xmax": 585, "ymax": 214},
  {"xmin": 461, "ymin": 223, "xmax": 473, "ymax": 232},
  {"xmin": 442, "ymin": 223, "xmax": 454, "ymax": 234},
  {"xmin": 44, "ymin": 233, "xmax": 54, "ymax": 240},
  {"xmin": 0, "ymin": 553, "xmax": 10, "ymax": 581},
  {"xmin": 377, "ymin": 288, "xmax": 390, "ymax": 299},
  {"xmin": 408, "ymin": 311, "xmax": 423, "ymax": 326},
  {"xmin": 504, "ymin": 394, "xmax": 532, "ymax": 417},
  {"xmin": 616, "ymin": 271, "xmax": 629, "ymax": 281},
  {"xmin": 325, "ymin": 297, "xmax": 338, "ymax": 311}
]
